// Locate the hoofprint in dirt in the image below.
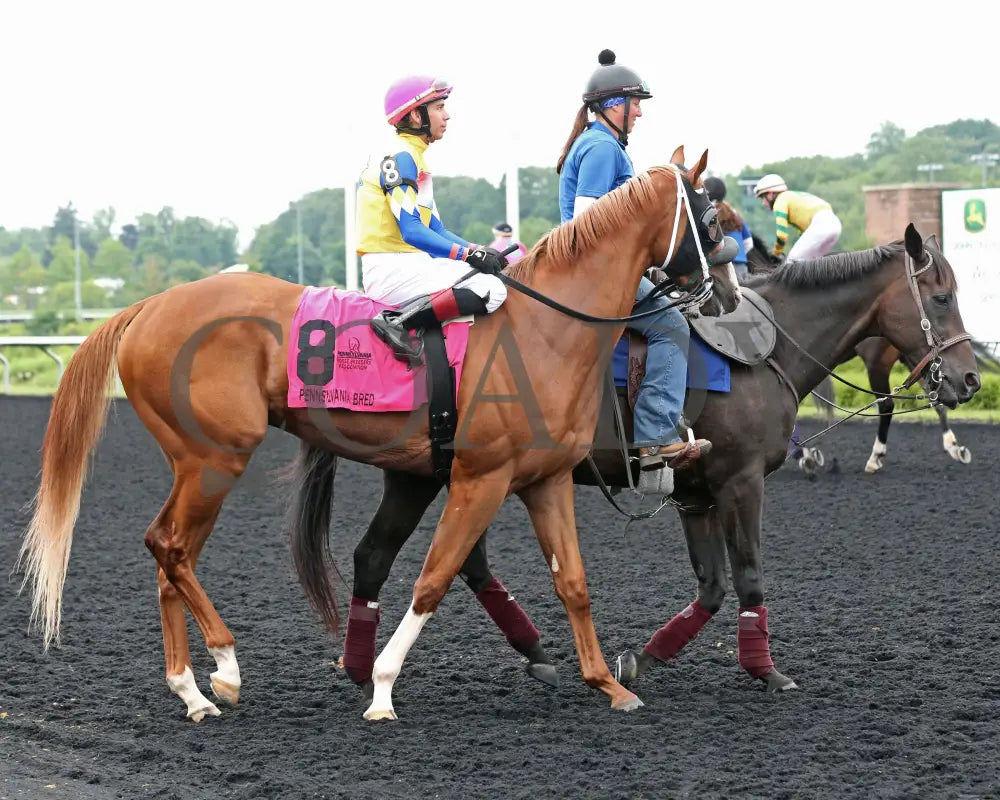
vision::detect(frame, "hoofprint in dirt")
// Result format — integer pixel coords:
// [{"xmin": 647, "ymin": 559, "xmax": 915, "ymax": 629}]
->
[{"xmin": 2, "ymin": 397, "xmax": 998, "ymax": 799}]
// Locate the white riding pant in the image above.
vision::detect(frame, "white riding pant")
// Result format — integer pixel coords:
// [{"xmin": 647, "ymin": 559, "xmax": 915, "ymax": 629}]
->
[
  {"xmin": 788, "ymin": 209, "xmax": 842, "ymax": 261},
  {"xmin": 361, "ymin": 251, "xmax": 507, "ymax": 311}
]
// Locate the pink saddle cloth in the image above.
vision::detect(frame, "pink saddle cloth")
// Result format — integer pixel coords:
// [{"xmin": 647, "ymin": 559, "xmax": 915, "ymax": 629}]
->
[{"xmin": 287, "ymin": 286, "xmax": 470, "ymax": 411}]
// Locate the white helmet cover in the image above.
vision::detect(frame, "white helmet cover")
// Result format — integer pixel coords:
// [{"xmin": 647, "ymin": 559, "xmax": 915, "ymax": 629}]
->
[{"xmin": 754, "ymin": 173, "xmax": 788, "ymax": 197}]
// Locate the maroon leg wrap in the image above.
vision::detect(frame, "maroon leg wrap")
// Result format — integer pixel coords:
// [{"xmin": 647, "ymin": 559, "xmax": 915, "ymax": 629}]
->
[
  {"xmin": 342, "ymin": 596, "xmax": 380, "ymax": 684},
  {"xmin": 430, "ymin": 288, "xmax": 461, "ymax": 322},
  {"xmin": 643, "ymin": 601, "xmax": 713, "ymax": 662},
  {"xmin": 475, "ymin": 578, "xmax": 540, "ymax": 653},
  {"xmin": 737, "ymin": 605, "xmax": 775, "ymax": 678}
]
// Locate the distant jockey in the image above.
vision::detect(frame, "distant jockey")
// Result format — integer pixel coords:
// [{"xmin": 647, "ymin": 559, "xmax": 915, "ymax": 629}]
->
[
  {"xmin": 754, "ymin": 174, "xmax": 842, "ymax": 261},
  {"xmin": 488, "ymin": 221, "xmax": 527, "ymax": 264}
]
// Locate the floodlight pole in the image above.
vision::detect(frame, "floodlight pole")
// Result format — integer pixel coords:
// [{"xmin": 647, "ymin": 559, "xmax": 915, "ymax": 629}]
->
[
  {"xmin": 73, "ymin": 214, "xmax": 82, "ymax": 322},
  {"xmin": 296, "ymin": 202, "xmax": 304, "ymax": 285}
]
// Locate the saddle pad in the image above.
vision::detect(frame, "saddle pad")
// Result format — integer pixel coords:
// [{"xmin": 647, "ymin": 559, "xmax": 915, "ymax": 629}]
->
[
  {"xmin": 688, "ymin": 287, "xmax": 776, "ymax": 366},
  {"xmin": 286, "ymin": 286, "xmax": 470, "ymax": 411},
  {"xmin": 612, "ymin": 331, "xmax": 731, "ymax": 392}
]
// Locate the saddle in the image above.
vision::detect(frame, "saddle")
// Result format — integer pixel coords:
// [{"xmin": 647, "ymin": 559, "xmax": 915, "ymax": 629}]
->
[{"xmin": 626, "ymin": 286, "xmax": 777, "ymax": 410}]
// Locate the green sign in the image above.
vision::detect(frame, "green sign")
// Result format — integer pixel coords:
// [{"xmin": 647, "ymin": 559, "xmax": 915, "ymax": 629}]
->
[{"xmin": 964, "ymin": 198, "xmax": 986, "ymax": 233}]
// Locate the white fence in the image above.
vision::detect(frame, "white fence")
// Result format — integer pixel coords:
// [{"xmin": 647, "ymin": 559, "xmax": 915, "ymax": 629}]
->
[{"xmin": 0, "ymin": 336, "xmax": 86, "ymax": 394}]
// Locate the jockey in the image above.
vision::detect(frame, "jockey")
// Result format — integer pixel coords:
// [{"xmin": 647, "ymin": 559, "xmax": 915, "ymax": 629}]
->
[
  {"xmin": 488, "ymin": 221, "xmax": 527, "ymax": 264},
  {"xmin": 704, "ymin": 176, "xmax": 754, "ymax": 279},
  {"xmin": 557, "ymin": 49, "xmax": 711, "ymax": 474},
  {"xmin": 358, "ymin": 75, "xmax": 509, "ymax": 361},
  {"xmin": 754, "ymin": 174, "xmax": 842, "ymax": 261}
]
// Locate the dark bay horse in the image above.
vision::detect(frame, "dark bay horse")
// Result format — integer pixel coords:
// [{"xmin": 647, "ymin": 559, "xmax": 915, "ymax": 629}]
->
[
  {"xmin": 18, "ymin": 151, "xmax": 739, "ymax": 722},
  {"xmin": 336, "ymin": 224, "xmax": 980, "ymax": 696},
  {"xmin": 746, "ymin": 234, "xmax": 974, "ymax": 474}
]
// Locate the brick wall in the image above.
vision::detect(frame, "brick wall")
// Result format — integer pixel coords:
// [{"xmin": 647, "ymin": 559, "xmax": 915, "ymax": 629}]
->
[{"xmin": 863, "ymin": 183, "xmax": 966, "ymax": 245}]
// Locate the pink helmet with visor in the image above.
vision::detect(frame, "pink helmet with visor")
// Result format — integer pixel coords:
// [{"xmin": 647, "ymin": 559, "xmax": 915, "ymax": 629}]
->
[{"xmin": 384, "ymin": 75, "xmax": 452, "ymax": 127}]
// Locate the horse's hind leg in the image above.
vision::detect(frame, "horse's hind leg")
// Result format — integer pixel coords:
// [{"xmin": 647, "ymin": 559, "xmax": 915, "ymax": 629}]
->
[
  {"xmin": 146, "ymin": 455, "xmax": 250, "ymax": 720},
  {"xmin": 718, "ymin": 470, "xmax": 798, "ymax": 693},
  {"xmin": 459, "ymin": 533, "xmax": 557, "ymax": 687},
  {"xmin": 938, "ymin": 406, "xmax": 971, "ymax": 463},
  {"xmin": 615, "ymin": 508, "xmax": 727, "ymax": 687}
]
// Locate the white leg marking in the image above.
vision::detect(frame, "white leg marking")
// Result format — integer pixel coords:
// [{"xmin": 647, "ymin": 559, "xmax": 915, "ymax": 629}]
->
[
  {"xmin": 166, "ymin": 665, "xmax": 221, "ymax": 722},
  {"xmin": 865, "ymin": 437, "xmax": 887, "ymax": 474},
  {"xmin": 363, "ymin": 604, "xmax": 432, "ymax": 721},
  {"xmin": 208, "ymin": 645, "xmax": 241, "ymax": 705},
  {"xmin": 550, "ymin": 554, "xmax": 560, "ymax": 574}
]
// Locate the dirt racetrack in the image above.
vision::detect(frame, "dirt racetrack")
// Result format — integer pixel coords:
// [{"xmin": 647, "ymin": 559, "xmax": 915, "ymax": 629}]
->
[{"xmin": 2, "ymin": 396, "xmax": 999, "ymax": 799}]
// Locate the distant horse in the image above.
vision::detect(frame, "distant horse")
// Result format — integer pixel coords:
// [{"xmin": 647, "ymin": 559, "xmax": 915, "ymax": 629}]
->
[
  {"xmin": 307, "ymin": 224, "xmax": 980, "ymax": 697},
  {"xmin": 746, "ymin": 233, "xmax": 973, "ymax": 473},
  {"xmin": 18, "ymin": 150, "xmax": 740, "ymax": 722}
]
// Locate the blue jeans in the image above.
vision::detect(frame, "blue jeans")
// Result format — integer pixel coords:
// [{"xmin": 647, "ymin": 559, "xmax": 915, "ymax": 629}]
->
[{"xmin": 627, "ymin": 276, "xmax": 689, "ymax": 447}]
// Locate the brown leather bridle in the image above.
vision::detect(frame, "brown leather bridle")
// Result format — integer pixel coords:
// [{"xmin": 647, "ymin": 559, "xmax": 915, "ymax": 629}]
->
[{"xmin": 895, "ymin": 248, "xmax": 972, "ymax": 402}]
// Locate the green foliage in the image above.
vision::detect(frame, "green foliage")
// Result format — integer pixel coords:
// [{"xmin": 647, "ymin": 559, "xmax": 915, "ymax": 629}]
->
[
  {"xmin": 25, "ymin": 310, "xmax": 62, "ymax": 335},
  {"xmin": 462, "ymin": 221, "xmax": 492, "ymax": 247},
  {"xmin": 520, "ymin": 217, "xmax": 556, "ymax": 248}
]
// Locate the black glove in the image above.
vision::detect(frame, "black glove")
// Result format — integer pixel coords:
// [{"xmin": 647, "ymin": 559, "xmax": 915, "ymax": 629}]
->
[{"xmin": 465, "ymin": 246, "xmax": 508, "ymax": 275}]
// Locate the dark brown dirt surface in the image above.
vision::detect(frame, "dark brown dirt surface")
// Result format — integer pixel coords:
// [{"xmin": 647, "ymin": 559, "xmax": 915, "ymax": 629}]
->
[{"xmin": 2, "ymin": 396, "xmax": 999, "ymax": 799}]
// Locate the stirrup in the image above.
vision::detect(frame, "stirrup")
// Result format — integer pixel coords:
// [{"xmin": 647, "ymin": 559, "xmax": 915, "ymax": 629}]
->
[{"xmin": 370, "ymin": 312, "xmax": 424, "ymax": 368}]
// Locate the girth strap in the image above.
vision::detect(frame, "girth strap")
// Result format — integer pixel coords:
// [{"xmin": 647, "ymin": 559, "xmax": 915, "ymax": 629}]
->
[{"xmin": 423, "ymin": 326, "xmax": 457, "ymax": 484}]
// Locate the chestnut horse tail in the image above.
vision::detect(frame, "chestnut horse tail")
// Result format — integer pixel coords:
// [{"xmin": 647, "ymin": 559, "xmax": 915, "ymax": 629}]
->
[
  {"xmin": 286, "ymin": 442, "xmax": 343, "ymax": 633},
  {"xmin": 17, "ymin": 299, "xmax": 152, "ymax": 649}
]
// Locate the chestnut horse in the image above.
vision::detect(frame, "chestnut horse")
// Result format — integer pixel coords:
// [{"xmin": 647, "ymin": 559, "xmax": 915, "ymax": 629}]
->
[
  {"xmin": 334, "ymin": 224, "xmax": 980, "ymax": 698},
  {"xmin": 18, "ymin": 150, "xmax": 738, "ymax": 722},
  {"xmin": 746, "ymin": 234, "xmax": 974, "ymax": 474}
]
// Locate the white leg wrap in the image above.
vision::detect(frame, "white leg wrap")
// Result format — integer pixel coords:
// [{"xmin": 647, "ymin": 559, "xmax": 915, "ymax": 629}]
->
[
  {"xmin": 364, "ymin": 605, "xmax": 432, "ymax": 721},
  {"xmin": 166, "ymin": 665, "xmax": 220, "ymax": 722}
]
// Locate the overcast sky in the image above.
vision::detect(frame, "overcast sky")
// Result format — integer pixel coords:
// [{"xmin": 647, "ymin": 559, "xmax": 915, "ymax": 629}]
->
[{"xmin": 1, "ymin": 0, "xmax": 996, "ymax": 249}]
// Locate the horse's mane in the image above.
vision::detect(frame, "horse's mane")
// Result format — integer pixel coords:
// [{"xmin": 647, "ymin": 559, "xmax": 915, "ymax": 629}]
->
[
  {"xmin": 504, "ymin": 167, "xmax": 668, "ymax": 283},
  {"xmin": 743, "ymin": 242, "xmax": 908, "ymax": 290}
]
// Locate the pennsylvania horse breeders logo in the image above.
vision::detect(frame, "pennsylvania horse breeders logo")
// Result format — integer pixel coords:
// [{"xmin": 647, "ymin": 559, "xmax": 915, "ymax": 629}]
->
[
  {"xmin": 336, "ymin": 335, "xmax": 373, "ymax": 371},
  {"xmin": 964, "ymin": 198, "xmax": 986, "ymax": 233}
]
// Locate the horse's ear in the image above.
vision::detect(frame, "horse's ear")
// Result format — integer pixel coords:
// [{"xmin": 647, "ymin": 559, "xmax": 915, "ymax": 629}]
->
[
  {"xmin": 689, "ymin": 149, "xmax": 709, "ymax": 185},
  {"xmin": 925, "ymin": 233, "xmax": 941, "ymax": 249},
  {"xmin": 904, "ymin": 223, "xmax": 924, "ymax": 260},
  {"xmin": 669, "ymin": 145, "xmax": 686, "ymax": 166}
]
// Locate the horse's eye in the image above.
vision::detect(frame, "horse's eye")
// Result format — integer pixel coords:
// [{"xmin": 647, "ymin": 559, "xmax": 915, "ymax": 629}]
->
[{"xmin": 932, "ymin": 293, "xmax": 950, "ymax": 307}]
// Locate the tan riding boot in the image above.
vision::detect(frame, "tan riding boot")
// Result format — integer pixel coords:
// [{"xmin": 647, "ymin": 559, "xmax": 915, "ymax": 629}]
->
[{"xmin": 639, "ymin": 438, "xmax": 712, "ymax": 471}]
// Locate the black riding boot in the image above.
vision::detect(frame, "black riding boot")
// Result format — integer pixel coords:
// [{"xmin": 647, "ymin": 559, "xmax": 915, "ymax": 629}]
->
[{"xmin": 370, "ymin": 287, "xmax": 488, "ymax": 366}]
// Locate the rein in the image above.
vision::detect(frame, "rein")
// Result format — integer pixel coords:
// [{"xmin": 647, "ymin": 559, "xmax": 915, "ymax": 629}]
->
[{"xmin": 747, "ymin": 248, "xmax": 972, "ymax": 449}]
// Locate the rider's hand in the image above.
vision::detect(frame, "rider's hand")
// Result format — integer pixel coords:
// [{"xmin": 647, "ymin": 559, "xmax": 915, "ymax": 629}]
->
[{"xmin": 465, "ymin": 246, "xmax": 508, "ymax": 275}]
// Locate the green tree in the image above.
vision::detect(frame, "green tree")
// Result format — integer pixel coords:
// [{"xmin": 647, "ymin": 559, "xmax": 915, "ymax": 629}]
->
[
  {"xmin": 462, "ymin": 221, "xmax": 492, "ymax": 246},
  {"xmin": 519, "ymin": 217, "xmax": 556, "ymax": 248},
  {"xmin": 866, "ymin": 122, "xmax": 906, "ymax": 160},
  {"xmin": 93, "ymin": 239, "xmax": 133, "ymax": 279},
  {"xmin": 46, "ymin": 236, "xmax": 91, "ymax": 284}
]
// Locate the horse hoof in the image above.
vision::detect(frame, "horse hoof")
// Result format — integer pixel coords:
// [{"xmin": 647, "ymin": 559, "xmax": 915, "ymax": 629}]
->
[
  {"xmin": 762, "ymin": 669, "xmax": 799, "ymax": 693},
  {"xmin": 210, "ymin": 676, "xmax": 240, "ymax": 706},
  {"xmin": 612, "ymin": 694, "xmax": 644, "ymax": 712},
  {"xmin": 614, "ymin": 650, "xmax": 640, "ymax": 687},
  {"xmin": 360, "ymin": 680, "xmax": 375, "ymax": 701},
  {"xmin": 525, "ymin": 662, "xmax": 559, "ymax": 688},
  {"xmin": 188, "ymin": 702, "xmax": 221, "ymax": 723},
  {"xmin": 363, "ymin": 706, "xmax": 398, "ymax": 722}
]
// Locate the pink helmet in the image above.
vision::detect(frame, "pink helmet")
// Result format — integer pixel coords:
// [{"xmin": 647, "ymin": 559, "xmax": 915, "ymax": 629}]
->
[{"xmin": 384, "ymin": 75, "xmax": 452, "ymax": 127}]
